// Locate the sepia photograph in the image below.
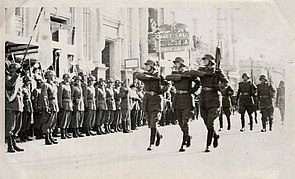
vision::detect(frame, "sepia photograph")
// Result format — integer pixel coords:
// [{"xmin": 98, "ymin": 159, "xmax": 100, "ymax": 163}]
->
[{"xmin": 1, "ymin": 0, "xmax": 295, "ymax": 178}]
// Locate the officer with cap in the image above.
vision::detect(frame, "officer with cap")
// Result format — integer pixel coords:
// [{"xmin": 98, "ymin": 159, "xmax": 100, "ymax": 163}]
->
[
  {"xmin": 236, "ymin": 73, "xmax": 257, "ymax": 132},
  {"xmin": 84, "ymin": 75, "xmax": 97, "ymax": 136},
  {"xmin": 71, "ymin": 76, "xmax": 85, "ymax": 138},
  {"xmin": 276, "ymin": 80, "xmax": 285, "ymax": 125},
  {"xmin": 105, "ymin": 78, "xmax": 116, "ymax": 133},
  {"xmin": 198, "ymin": 54, "xmax": 228, "ymax": 152},
  {"xmin": 41, "ymin": 70, "xmax": 59, "ymax": 145},
  {"xmin": 20, "ymin": 76, "xmax": 34, "ymax": 142},
  {"xmin": 134, "ymin": 59, "xmax": 169, "ymax": 151},
  {"xmin": 166, "ymin": 56, "xmax": 207, "ymax": 152},
  {"xmin": 5, "ymin": 63, "xmax": 24, "ymax": 152},
  {"xmin": 57, "ymin": 73, "xmax": 73, "ymax": 139},
  {"xmin": 257, "ymin": 75, "xmax": 275, "ymax": 132},
  {"xmin": 95, "ymin": 78, "xmax": 108, "ymax": 135},
  {"xmin": 32, "ymin": 77, "xmax": 44, "ymax": 140}
]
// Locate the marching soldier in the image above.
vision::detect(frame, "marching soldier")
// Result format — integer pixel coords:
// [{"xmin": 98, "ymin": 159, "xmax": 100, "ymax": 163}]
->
[
  {"xmin": 105, "ymin": 78, "xmax": 116, "ymax": 133},
  {"xmin": 166, "ymin": 57, "xmax": 206, "ymax": 152},
  {"xmin": 95, "ymin": 78, "xmax": 108, "ymax": 135},
  {"xmin": 236, "ymin": 73, "xmax": 257, "ymax": 132},
  {"xmin": 32, "ymin": 77, "xmax": 44, "ymax": 140},
  {"xmin": 276, "ymin": 80, "xmax": 285, "ymax": 125},
  {"xmin": 198, "ymin": 54, "xmax": 228, "ymax": 152},
  {"xmin": 113, "ymin": 80, "xmax": 123, "ymax": 132},
  {"xmin": 71, "ymin": 76, "xmax": 85, "ymax": 138},
  {"xmin": 20, "ymin": 76, "xmax": 34, "ymax": 142},
  {"xmin": 257, "ymin": 75, "xmax": 275, "ymax": 132},
  {"xmin": 57, "ymin": 74, "xmax": 73, "ymax": 139},
  {"xmin": 218, "ymin": 81, "xmax": 234, "ymax": 131},
  {"xmin": 41, "ymin": 70, "xmax": 59, "ymax": 145},
  {"xmin": 134, "ymin": 59, "xmax": 167, "ymax": 151},
  {"xmin": 5, "ymin": 63, "xmax": 24, "ymax": 152},
  {"xmin": 83, "ymin": 75, "xmax": 97, "ymax": 136}
]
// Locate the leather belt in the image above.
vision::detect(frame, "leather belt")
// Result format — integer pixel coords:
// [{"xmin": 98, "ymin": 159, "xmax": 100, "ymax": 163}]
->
[
  {"xmin": 240, "ymin": 92, "xmax": 250, "ymax": 96},
  {"xmin": 145, "ymin": 91, "xmax": 158, "ymax": 95},
  {"xmin": 176, "ymin": 90, "xmax": 189, "ymax": 94},
  {"xmin": 202, "ymin": 87, "xmax": 214, "ymax": 91}
]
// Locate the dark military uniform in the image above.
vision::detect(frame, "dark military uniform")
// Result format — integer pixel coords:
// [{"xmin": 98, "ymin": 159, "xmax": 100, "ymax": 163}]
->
[
  {"xmin": 71, "ymin": 83, "xmax": 85, "ymax": 137},
  {"xmin": 32, "ymin": 81, "xmax": 43, "ymax": 139},
  {"xmin": 113, "ymin": 84, "xmax": 122, "ymax": 132},
  {"xmin": 218, "ymin": 84, "xmax": 234, "ymax": 130},
  {"xmin": 135, "ymin": 69, "xmax": 167, "ymax": 150},
  {"xmin": 20, "ymin": 82, "xmax": 34, "ymax": 142},
  {"xmin": 276, "ymin": 81, "xmax": 285, "ymax": 124},
  {"xmin": 5, "ymin": 68, "xmax": 24, "ymax": 152},
  {"xmin": 119, "ymin": 84, "xmax": 132, "ymax": 133},
  {"xmin": 198, "ymin": 65, "xmax": 227, "ymax": 151},
  {"xmin": 166, "ymin": 68, "xmax": 205, "ymax": 151},
  {"xmin": 236, "ymin": 80, "xmax": 257, "ymax": 131},
  {"xmin": 57, "ymin": 81, "xmax": 73, "ymax": 138},
  {"xmin": 257, "ymin": 79, "xmax": 275, "ymax": 131},
  {"xmin": 95, "ymin": 83, "xmax": 108, "ymax": 134}
]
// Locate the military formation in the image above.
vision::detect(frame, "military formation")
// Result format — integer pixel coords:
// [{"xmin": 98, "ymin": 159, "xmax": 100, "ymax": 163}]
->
[{"xmin": 5, "ymin": 53, "xmax": 285, "ymax": 153}]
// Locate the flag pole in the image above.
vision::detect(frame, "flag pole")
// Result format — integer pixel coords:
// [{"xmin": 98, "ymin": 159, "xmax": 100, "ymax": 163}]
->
[{"xmin": 22, "ymin": 7, "xmax": 44, "ymax": 63}]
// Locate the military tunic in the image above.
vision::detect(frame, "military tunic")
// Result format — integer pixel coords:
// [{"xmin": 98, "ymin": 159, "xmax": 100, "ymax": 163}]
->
[
  {"xmin": 113, "ymin": 86, "xmax": 122, "ymax": 127},
  {"xmin": 236, "ymin": 80, "xmax": 257, "ymax": 129},
  {"xmin": 32, "ymin": 87, "xmax": 42, "ymax": 129},
  {"xmin": 135, "ymin": 71, "xmax": 166, "ymax": 129},
  {"xmin": 198, "ymin": 67, "xmax": 227, "ymax": 147},
  {"xmin": 84, "ymin": 84, "xmax": 96, "ymax": 128},
  {"xmin": 41, "ymin": 80, "xmax": 59, "ymax": 133},
  {"xmin": 21, "ymin": 85, "xmax": 34, "ymax": 133},
  {"xmin": 105, "ymin": 86, "xmax": 116, "ymax": 125},
  {"xmin": 57, "ymin": 81, "xmax": 73, "ymax": 129},
  {"xmin": 257, "ymin": 82, "xmax": 275, "ymax": 129},
  {"xmin": 5, "ymin": 73, "xmax": 23, "ymax": 137},
  {"xmin": 95, "ymin": 86, "xmax": 107, "ymax": 126},
  {"xmin": 218, "ymin": 85, "xmax": 234, "ymax": 129},
  {"xmin": 71, "ymin": 84, "xmax": 85, "ymax": 128}
]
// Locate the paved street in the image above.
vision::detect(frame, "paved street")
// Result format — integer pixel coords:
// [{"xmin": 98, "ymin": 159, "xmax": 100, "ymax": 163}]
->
[{"xmin": 1, "ymin": 108, "xmax": 295, "ymax": 179}]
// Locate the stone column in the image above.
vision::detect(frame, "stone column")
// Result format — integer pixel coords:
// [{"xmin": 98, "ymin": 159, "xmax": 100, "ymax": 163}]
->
[
  {"xmin": 75, "ymin": 7, "xmax": 84, "ymax": 61},
  {"xmin": 130, "ymin": 8, "xmax": 140, "ymax": 60},
  {"xmin": 5, "ymin": 7, "xmax": 16, "ymax": 35},
  {"xmin": 139, "ymin": 8, "xmax": 148, "ymax": 69}
]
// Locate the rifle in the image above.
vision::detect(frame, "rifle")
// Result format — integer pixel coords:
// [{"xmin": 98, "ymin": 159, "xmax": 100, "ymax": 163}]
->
[{"xmin": 215, "ymin": 46, "xmax": 221, "ymax": 72}]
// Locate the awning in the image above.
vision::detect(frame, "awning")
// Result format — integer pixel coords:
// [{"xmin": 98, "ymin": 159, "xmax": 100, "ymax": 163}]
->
[{"xmin": 6, "ymin": 41, "xmax": 39, "ymax": 54}]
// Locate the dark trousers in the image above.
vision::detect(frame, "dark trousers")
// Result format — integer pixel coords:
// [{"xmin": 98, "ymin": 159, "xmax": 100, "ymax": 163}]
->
[
  {"xmin": 5, "ymin": 110, "xmax": 22, "ymax": 137},
  {"xmin": 42, "ymin": 111, "xmax": 57, "ymax": 133},
  {"xmin": 219, "ymin": 107, "xmax": 231, "ymax": 128},
  {"xmin": 112, "ymin": 110, "xmax": 121, "ymax": 127},
  {"xmin": 105, "ymin": 110, "xmax": 115, "ymax": 125},
  {"xmin": 95, "ymin": 109, "xmax": 106, "ymax": 126},
  {"xmin": 175, "ymin": 108, "xmax": 194, "ymax": 134},
  {"xmin": 261, "ymin": 107, "xmax": 274, "ymax": 129},
  {"xmin": 34, "ymin": 111, "xmax": 42, "ymax": 130},
  {"xmin": 145, "ymin": 110, "xmax": 161, "ymax": 129},
  {"xmin": 200, "ymin": 107, "xmax": 220, "ymax": 147},
  {"xmin": 58, "ymin": 110, "xmax": 72, "ymax": 129},
  {"xmin": 21, "ymin": 111, "xmax": 32, "ymax": 132},
  {"xmin": 71, "ymin": 110, "xmax": 83, "ymax": 128},
  {"xmin": 131, "ymin": 109, "xmax": 138, "ymax": 130},
  {"xmin": 84, "ymin": 109, "xmax": 96, "ymax": 128},
  {"xmin": 239, "ymin": 105, "xmax": 253, "ymax": 129}
]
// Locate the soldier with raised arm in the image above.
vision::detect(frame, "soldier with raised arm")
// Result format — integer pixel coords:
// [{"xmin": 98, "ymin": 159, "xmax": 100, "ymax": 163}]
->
[
  {"xmin": 134, "ymin": 59, "xmax": 168, "ymax": 151},
  {"xmin": 165, "ymin": 57, "xmax": 206, "ymax": 152}
]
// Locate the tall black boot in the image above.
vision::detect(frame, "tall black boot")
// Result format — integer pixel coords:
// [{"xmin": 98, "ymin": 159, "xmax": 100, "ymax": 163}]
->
[
  {"xmin": 179, "ymin": 132, "xmax": 187, "ymax": 152},
  {"xmin": 117, "ymin": 123, "xmax": 122, "ymax": 132},
  {"xmin": 108, "ymin": 125, "xmax": 114, "ymax": 133},
  {"xmin": 20, "ymin": 132, "xmax": 27, "ymax": 143},
  {"xmin": 96, "ymin": 126, "xmax": 102, "ymax": 135},
  {"xmin": 24, "ymin": 131, "xmax": 33, "ymax": 141},
  {"xmin": 227, "ymin": 117, "xmax": 231, "ymax": 130},
  {"xmin": 155, "ymin": 130, "xmax": 163, "ymax": 147},
  {"xmin": 49, "ymin": 133, "xmax": 58, "ymax": 144},
  {"xmin": 12, "ymin": 135, "xmax": 24, "ymax": 152},
  {"xmin": 122, "ymin": 121, "xmax": 131, "ymax": 133},
  {"xmin": 73, "ymin": 128, "xmax": 78, "ymax": 138},
  {"xmin": 61, "ymin": 129, "xmax": 66, "ymax": 139},
  {"xmin": 213, "ymin": 132, "xmax": 220, "ymax": 148},
  {"xmin": 85, "ymin": 127, "xmax": 91, "ymax": 136},
  {"xmin": 104, "ymin": 124, "xmax": 110, "ymax": 134},
  {"xmin": 45, "ymin": 133, "xmax": 52, "ymax": 145},
  {"xmin": 65, "ymin": 128, "xmax": 72, "ymax": 138},
  {"xmin": 77, "ymin": 128, "xmax": 84, "ymax": 137},
  {"xmin": 7, "ymin": 136, "xmax": 16, "ymax": 153},
  {"xmin": 147, "ymin": 128, "xmax": 156, "ymax": 151},
  {"xmin": 269, "ymin": 119, "xmax": 273, "ymax": 131}
]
